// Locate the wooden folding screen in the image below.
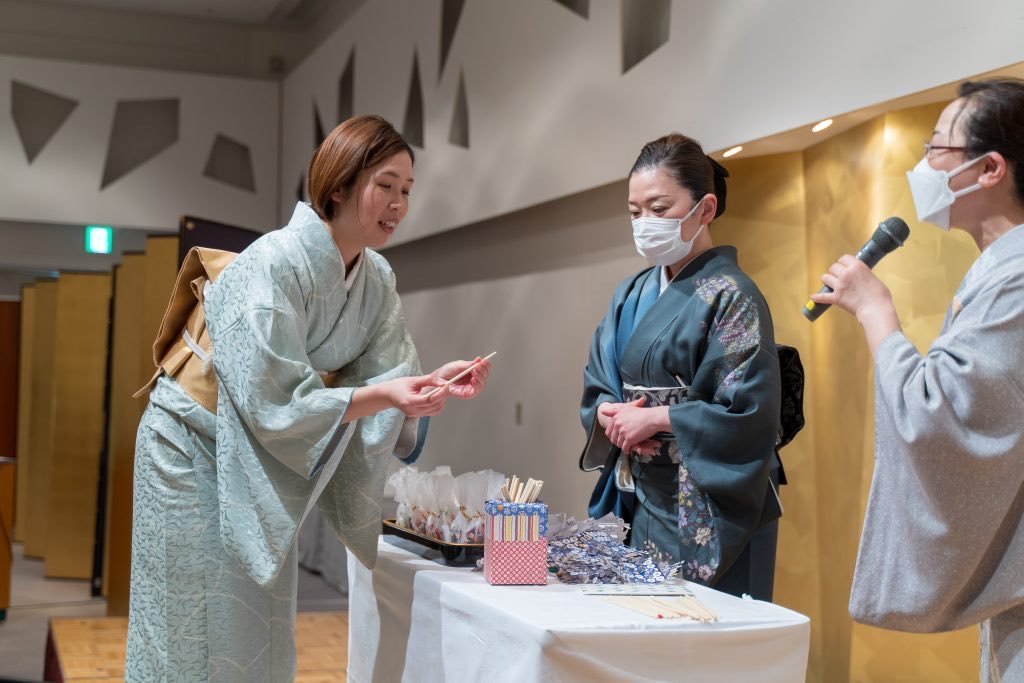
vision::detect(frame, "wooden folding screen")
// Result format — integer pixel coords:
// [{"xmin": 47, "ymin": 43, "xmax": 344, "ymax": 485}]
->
[
  {"xmin": 103, "ymin": 235, "xmax": 178, "ymax": 613},
  {"xmin": 14, "ymin": 286, "xmax": 35, "ymax": 543},
  {"xmin": 22, "ymin": 281, "xmax": 57, "ymax": 559},
  {"xmin": 44, "ymin": 272, "xmax": 112, "ymax": 578},
  {"xmin": 101, "ymin": 253, "xmax": 146, "ymax": 614}
]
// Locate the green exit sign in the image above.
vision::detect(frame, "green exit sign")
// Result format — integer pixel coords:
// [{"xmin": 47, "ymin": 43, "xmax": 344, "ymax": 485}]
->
[{"xmin": 85, "ymin": 225, "xmax": 113, "ymax": 254}]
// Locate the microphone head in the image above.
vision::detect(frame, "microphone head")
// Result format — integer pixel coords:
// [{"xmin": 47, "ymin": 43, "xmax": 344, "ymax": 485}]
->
[{"xmin": 871, "ymin": 217, "xmax": 911, "ymax": 253}]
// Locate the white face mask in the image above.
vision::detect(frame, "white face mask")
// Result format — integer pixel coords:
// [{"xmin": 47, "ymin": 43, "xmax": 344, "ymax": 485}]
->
[
  {"xmin": 906, "ymin": 154, "xmax": 987, "ymax": 230},
  {"xmin": 631, "ymin": 199, "xmax": 706, "ymax": 266}
]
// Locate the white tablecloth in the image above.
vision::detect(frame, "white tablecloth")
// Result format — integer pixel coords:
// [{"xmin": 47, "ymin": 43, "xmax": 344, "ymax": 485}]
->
[{"xmin": 348, "ymin": 537, "xmax": 809, "ymax": 683}]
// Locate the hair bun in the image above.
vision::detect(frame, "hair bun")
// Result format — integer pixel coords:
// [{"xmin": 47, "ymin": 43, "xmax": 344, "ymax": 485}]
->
[{"xmin": 707, "ymin": 155, "xmax": 730, "ymax": 178}]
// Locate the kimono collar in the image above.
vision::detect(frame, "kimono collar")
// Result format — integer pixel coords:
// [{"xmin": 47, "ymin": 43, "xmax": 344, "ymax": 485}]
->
[
  {"xmin": 664, "ymin": 246, "xmax": 739, "ymax": 290},
  {"xmin": 285, "ymin": 201, "xmax": 352, "ymax": 288}
]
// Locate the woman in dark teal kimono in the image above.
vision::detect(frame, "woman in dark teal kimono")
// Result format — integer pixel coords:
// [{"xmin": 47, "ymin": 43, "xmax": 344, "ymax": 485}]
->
[{"xmin": 580, "ymin": 134, "xmax": 783, "ymax": 599}]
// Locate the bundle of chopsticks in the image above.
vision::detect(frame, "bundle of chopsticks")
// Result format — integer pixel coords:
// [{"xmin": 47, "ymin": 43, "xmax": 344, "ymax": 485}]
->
[
  {"xmin": 603, "ymin": 595, "xmax": 718, "ymax": 623},
  {"xmin": 501, "ymin": 475, "xmax": 543, "ymax": 503}
]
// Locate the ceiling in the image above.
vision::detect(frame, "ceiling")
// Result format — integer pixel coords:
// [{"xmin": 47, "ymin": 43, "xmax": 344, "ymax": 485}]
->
[
  {"xmin": 31, "ymin": 0, "xmax": 338, "ymax": 26},
  {"xmin": 712, "ymin": 60, "xmax": 1024, "ymax": 162}
]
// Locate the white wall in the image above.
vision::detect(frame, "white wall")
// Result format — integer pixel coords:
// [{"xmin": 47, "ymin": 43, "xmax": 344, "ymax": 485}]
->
[
  {"xmin": 281, "ymin": 0, "xmax": 1024, "ymax": 243},
  {"xmin": 385, "ymin": 180, "xmax": 640, "ymax": 518},
  {"xmin": 0, "ymin": 54, "xmax": 280, "ymax": 232}
]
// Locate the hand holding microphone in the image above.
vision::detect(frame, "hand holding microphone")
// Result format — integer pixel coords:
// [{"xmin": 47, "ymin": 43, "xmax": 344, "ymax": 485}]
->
[{"xmin": 803, "ymin": 217, "xmax": 910, "ymax": 322}]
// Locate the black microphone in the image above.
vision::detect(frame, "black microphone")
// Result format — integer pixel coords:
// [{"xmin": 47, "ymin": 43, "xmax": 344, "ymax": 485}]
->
[{"xmin": 802, "ymin": 216, "xmax": 910, "ymax": 322}]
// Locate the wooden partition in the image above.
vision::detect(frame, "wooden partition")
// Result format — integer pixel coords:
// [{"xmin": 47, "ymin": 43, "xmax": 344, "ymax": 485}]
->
[
  {"xmin": 138, "ymin": 236, "xmax": 179, "ymax": 386},
  {"xmin": 14, "ymin": 286, "xmax": 35, "ymax": 543},
  {"xmin": 102, "ymin": 254, "xmax": 146, "ymax": 614},
  {"xmin": 22, "ymin": 281, "xmax": 57, "ymax": 559},
  {"xmin": 103, "ymin": 235, "xmax": 178, "ymax": 613},
  {"xmin": 0, "ymin": 301, "xmax": 18, "ymax": 458},
  {"xmin": 0, "ymin": 459, "xmax": 12, "ymax": 619},
  {"xmin": 0, "ymin": 301, "xmax": 19, "ymax": 617},
  {"xmin": 44, "ymin": 272, "xmax": 112, "ymax": 579}
]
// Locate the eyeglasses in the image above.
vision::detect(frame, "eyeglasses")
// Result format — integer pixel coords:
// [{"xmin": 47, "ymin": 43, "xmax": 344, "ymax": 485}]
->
[{"xmin": 923, "ymin": 142, "xmax": 967, "ymax": 158}]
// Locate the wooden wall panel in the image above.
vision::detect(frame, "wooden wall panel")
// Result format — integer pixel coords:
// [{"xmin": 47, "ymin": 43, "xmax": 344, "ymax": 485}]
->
[
  {"xmin": 0, "ymin": 460, "xmax": 12, "ymax": 614},
  {"xmin": 23, "ymin": 281, "xmax": 57, "ymax": 559},
  {"xmin": 102, "ymin": 255, "xmax": 146, "ymax": 615},
  {"xmin": 45, "ymin": 273, "xmax": 112, "ymax": 579},
  {"xmin": 14, "ymin": 286, "xmax": 35, "ymax": 543},
  {"xmin": 0, "ymin": 300, "xmax": 19, "ymax": 615},
  {"xmin": 139, "ymin": 236, "xmax": 180, "ymax": 387},
  {"xmin": 0, "ymin": 302, "xmax": 18, "ymax": 459},
  {"xmin": 104, "ymin": 236, "xmax": 176, "ymax": 609}
]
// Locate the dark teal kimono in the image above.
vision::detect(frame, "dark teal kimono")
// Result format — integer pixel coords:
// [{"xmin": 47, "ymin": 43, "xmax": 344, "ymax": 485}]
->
[{"xmin": 580, "ymin": 246, "xmax": 782, "ymax": 589}]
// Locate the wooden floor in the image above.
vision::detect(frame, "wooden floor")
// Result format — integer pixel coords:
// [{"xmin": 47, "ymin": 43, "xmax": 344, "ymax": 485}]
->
[{"xmin": 45, "ymin": 612, "xmax": 348, "ymax": 682}]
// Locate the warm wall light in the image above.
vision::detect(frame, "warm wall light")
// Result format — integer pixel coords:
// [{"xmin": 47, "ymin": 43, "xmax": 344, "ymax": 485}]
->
[
  {"xmin": 811, "ymin": 118, "xmax": 834, "ymax": 133},
  {"xmin": 723, "ymin": 146, "xmax": 743, "ymax": 158}
]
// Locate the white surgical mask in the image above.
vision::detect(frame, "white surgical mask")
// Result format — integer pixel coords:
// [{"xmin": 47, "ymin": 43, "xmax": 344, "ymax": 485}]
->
[
  {"xmin": 906, "ymin": 154, "xmax": 988, "ymax": 230},
  {"xmin": 632, "ymin": 199, "xmax": 706, "ymax": 266}
]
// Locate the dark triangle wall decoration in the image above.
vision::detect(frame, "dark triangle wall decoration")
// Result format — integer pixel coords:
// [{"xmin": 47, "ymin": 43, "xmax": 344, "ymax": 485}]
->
[
  {"xmin": 439, "ymin": 0, "xmax": 465, "ymax": 81},
  {"xmin": 337, "ymin": 48, "xmax": 355, "ymax": 124},
  {"xmin": 622, "ymin": 0, "xmax": 671, "ymax": 74},
  {"xmin": 448, "ymin": 70, "xmax": 469, "ymax": 148},
  {"xmin": 553, "ymin": 0, "xmax": 589, "ymax": 18},
  {"xmin": 101, "ymin": 98, "xmax": 179, "ymax": 189},
  {"xmin": 313, "ymin": 102, "xmax": 326, "ymax": 149},
  {"xmin": 203, "ymin": 134, "xmax": 255, "ymax": 192},
  {"xmin": 11, "ymin": 80, "xmax": 79, "ymax": 163},
  {"xmin": 402, "ymin": 51, "xmax": 425, "ymax": 149}
]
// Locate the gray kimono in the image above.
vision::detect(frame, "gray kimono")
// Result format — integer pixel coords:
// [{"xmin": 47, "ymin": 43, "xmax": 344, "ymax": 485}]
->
[{"xmin": 850, "ymin": 224, "xmax": 1024, "ymax": 682}]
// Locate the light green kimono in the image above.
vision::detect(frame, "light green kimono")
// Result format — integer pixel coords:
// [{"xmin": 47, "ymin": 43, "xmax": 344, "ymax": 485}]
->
[{"xmin": 126, "ymin": 202, "xmax": 422, "ymax": 682}]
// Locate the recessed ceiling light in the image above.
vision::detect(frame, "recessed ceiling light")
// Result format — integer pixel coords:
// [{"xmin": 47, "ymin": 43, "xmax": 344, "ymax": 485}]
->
[
  {"xmin": 723, "ymin": 146, "xmax": 743, "ymax": 158},
  {"xmin": 811, "ymin": 118, "xmax": 834, "ymax": 133}
]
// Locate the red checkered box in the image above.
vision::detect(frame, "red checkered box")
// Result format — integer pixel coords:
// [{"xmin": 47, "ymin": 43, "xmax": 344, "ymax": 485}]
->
[
  {"xmin": 483, "ymin": 500, "xmax": 548, "ymax": 585},
  {"xmin": 484, "ymin": 537, "xmax": 548, "ymax": 585}
]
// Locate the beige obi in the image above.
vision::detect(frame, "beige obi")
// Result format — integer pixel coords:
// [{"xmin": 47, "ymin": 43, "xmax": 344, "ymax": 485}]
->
[
  {"xmin": 134, "ymin": 246, "xmax": 238, "ymax": 413},
  {"xmin": 135, "ymin": 246, "xmax": 342, "ymax": 413}
]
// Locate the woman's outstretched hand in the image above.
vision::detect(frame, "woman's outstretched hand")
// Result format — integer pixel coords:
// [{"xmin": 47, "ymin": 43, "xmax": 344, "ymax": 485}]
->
[
  {"xmin": 387, "ymin": 375, "xmax": 450, "ymax": 416},
  {"xmin": 428, "ymin": 356, "xmax": 492, "ymax": 399},
  {"xmin": 344, "ymin": 358, "xmax": 491, "ymax": 423}
]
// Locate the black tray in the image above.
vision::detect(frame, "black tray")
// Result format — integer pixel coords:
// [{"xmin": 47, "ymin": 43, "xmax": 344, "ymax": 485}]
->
[{"xmin": 381, "ymin": 519, "xmax": 484, "ymax": 564}]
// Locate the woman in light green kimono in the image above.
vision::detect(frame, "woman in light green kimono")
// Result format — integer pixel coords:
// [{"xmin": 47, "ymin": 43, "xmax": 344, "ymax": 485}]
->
[{"xmin": 126, "ymin": 115, "xmax": 491, "ymax": 682}]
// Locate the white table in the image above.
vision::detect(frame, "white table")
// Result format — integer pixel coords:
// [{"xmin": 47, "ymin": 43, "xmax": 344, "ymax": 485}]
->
[{"xmin": 348, "ymin": 537, "xmax": 809, "ymax": 683}]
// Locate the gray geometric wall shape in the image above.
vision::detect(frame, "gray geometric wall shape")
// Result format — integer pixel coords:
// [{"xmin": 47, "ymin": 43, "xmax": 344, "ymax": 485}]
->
[
  {"xmin": 622, "ymin": 0, "xmax": 671, "ymax": 74},
  {"xmin": 314, "ymin": 102, "xmax": 326, "ymax": 148},
  {"xmin": 553, "ymin": 0, "xmax": 589, "ymax": 19},
  {"xmin": 203, "ymin": 134, "xmax": 255, "ymax": 192},
  {"xmin": 337, "ymin": 48, "xmax": 355, "ymax": 124},
  {"xmin": 11, "ymin": 80, "xmax": 78, "ymax": 163},
  {"xmin": 439, "ymin": 0, "xmax": 465, "ymax": 81},
  {"xmin": 101, "ymin": 98, "xmax": 179, "ymax": 189},
  {"xmin": 403, "ymin": 51, "xmax": 425, "ymax": 149},
  {"xmin": 448, "ymin": 70, "xmax": 469, "ymax": 148}
]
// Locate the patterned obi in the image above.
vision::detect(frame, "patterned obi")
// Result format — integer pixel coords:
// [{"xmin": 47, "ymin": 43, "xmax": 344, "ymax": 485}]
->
[
  {"xmin": 622, "ymin": 383, "xmax": 687, "ymax": 465},
  {"xmin": 622, "ymin": 382, "xmax": 721, "ymax": 584}
]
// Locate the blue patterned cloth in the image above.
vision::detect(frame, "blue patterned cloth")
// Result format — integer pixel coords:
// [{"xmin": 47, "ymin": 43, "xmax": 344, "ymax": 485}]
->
[
  {"xmin": 126, "ymin": 202, "xmax": 422, "ymax": 682},
  {"xmin": 484, "ymin": 500, "xmax": 549, "ymax": 536}
]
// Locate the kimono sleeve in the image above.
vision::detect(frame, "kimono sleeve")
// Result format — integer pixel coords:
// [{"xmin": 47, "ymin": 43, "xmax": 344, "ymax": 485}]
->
[
  {"xmin": 581, "ymin": 277, "xmax": 633, "ymax": 434},
  {"xmin": 316, "ymin": 277, "xmax": 426, "ymax": 568},
  {"xmin": 850, "ymin": 274, "xmax": 1024, "ymax": 632},
  {"xmin": 209, "ymin": 272, "xmax": 354, "ymax": 481},
  {"xmin": 670, "ymin": 288, "xmax": 782, "ymax": 574}
]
